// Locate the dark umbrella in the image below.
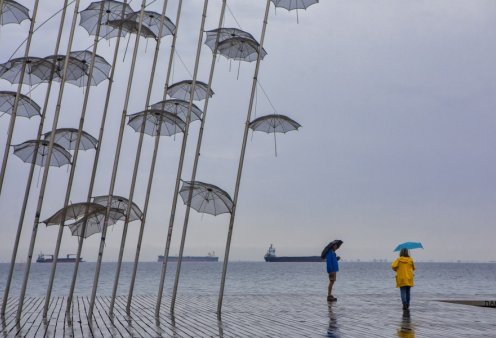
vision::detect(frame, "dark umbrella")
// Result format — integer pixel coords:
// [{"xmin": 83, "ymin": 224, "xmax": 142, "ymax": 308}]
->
[
  {"xmin": 79, "ymin": 0, "xmax": 133, "ymax": 39},
  {"xmin": 68, "ymin": 207, "xmax": 126, "ymax": 238},
  {"xmin": 0, "ymin": 91, "xmax": 40, "ymax": 118},
  {"xmin": 321, "ymin": 240, "xmax": 343, "ymax": 259},
  {"xmin": 106, "ymin": 17, "xmax": 157, "ymax": 39},
  {"xmin": 204, "ymin": 27, "xmax": 256, "ymax": 52},
  {"xmin": 150, "ymin": 99, "xmax": 203, "ymax": 122},
  {"xmin": 271, "ymin": 0, "xmax": 319, "ymax": 10},
  {"xmin": 0, "ymin": 0, "xmax": 30, "ymax": 26},
  {"xmin": 271, "ymin": 0, "xmax": 319, "ymax": 23},
  {"xmin": 216, "ymin": 37, "xmax": 267, "ymax": 62},
  {"xmin": 0, "ymin": 57, "xmax": 54, "ymax": 85},
  {"xmin": 125, "ymin": 10, "xmax": 175, "ymax": 38},
  {"xmin": 43, "ymin": 128, "xmax": 98, "ymax": 151},
  {"xmin": 42, "ymin": 202, "xmax": 107, "ymax": 226},
  {"xmin": 92, "ymin": 195, "xmax": 143, "ymax": 222},
  {"xmin": 179, "ymin": 180, "xmax": 233, "ymax": 216},
  {"xmin": 68, "ymin": 50, "xmax": 112, "ymax": 86},
  {"xmin": 13, "ymin": 140, "xmax": 71, "ymax": 167},
  {"xmin": 249, "ymin": 114, "xmax": 301, "ymax": 156},
  {"xmin": 127, "ymin": 110, "xmax": 185, "ymax": 136},
  {"xmin": 42, "ymin": 52, "xmax": 111, "ymax": 87},
  {"xmin": 167, "ymin": 80, "xmax": 213, "ymax": 101}
]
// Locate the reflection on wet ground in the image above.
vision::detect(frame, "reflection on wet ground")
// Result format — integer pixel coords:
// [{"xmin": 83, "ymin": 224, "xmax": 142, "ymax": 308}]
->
[
  {"xmin": 397, "ymin": 310, "xmax": 415, "ymax": 337},
  {"xmin": 1, "ymin": 294, "xmax": 494, "ymax": 337},
  {"xmin": 326, "ymin": 302, "xmax": 341, "ymax": 337}
]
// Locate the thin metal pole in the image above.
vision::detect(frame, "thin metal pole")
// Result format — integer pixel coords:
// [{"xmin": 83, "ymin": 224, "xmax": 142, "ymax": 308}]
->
[
  {"xmin": 43, "ymin": 1, "xmax": 105, "ymax": 318},
  {"xmin": 127, "ymin": 0, "xmax": 184, "ymax": 314},
  {"xmin": 65, "ymin": 1, "xmax": 128, "ymax": 319},
  {"xmin": 0, "ymin": 0, "xmax": 40, "ymax": 196},
  {"xmin": 1, "ymin": 0, "xmax": 63, "ymax": 318},
  {"xmin": 108, "ymin": 0, "xmax": 171, "ymax": 316},
  {"xmin": 217, "ymin": 0, "xmax": 271, "ymax": 316},
  {"xmin": 87, "ymin": 0, "xmax": 148, "ymax": 322},
  {"xmin": 156, "ymin": 0, "xmax": 207, "ymax": 317},
  {"xmin": 170, "ymin": 0, "xmax": 226, "ymax": 313},
  {"xmin": 16, "ymin": 0, "xmax": 81, "ymax": 323},
  {"xmin": 0, "ymin": 1, "xmax": 4, "ymax": 25}
]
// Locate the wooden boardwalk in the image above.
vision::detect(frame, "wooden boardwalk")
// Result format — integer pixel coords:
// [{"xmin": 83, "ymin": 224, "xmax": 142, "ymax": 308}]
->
[{"xmin": 1, "ymin": 294, "xmax": 494, "ymax": 337}]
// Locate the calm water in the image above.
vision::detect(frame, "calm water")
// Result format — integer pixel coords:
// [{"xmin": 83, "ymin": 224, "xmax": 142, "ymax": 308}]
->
[{"xmin": 1, "ymin": 262, "xmax": 495, "ymax": 299}]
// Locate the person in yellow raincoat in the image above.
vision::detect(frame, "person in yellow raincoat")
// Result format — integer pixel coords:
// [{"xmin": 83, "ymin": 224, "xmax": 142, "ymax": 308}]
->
[{"xmin": 391, "ymin": 248, "xmax": 415, "ymax": 310}]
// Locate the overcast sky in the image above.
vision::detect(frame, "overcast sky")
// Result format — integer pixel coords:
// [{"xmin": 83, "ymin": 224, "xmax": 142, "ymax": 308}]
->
[{"xmin": 0, "ymin": 0, "xmax": 495, "ymax": 264}]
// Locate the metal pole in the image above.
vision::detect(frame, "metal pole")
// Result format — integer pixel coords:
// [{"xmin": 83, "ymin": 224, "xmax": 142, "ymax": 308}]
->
[
  {"xmin": 155, "ymin": 0, "xmax": 206, "ymax": 317},
  {"xmin": 65, "ymin": 1, "xmax": 128, "ymax": 319},
  {"xmin": 108, "ymin": 0, "xmax": 171, "ymax": 316},
  {"xmin": 217, "ymin": 0, "xmax": 271, "ymax": 316},
  {"xmin": 16, "ymin": 0, "xmax": 81, "ymax": 323},
  {"xmin": 87, "ymin": 0, "xmax": 147, "ymax": 322},
  {"xmin": 170, "ymin": 0, "xmax": 226, "ymax": 313},
  {"xmin": 127, "ymin": 0, "xmax": 184, "ymax": 314},
  {"xmin": 43, "ymin": 1, "xmax": 105, "ymax": 318},
  {"xmin": 1, "ymin": 0, "xmax": 65, "ymax": 317},
  {"xmin": 0, "ymin": 0, "xmax": 40, "ymax": 196}
]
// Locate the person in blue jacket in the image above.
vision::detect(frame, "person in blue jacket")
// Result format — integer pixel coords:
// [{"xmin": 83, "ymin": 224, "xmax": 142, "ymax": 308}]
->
[{"xmin": 322, "ymin": 240, "xmax": 343, "ymax": 302}]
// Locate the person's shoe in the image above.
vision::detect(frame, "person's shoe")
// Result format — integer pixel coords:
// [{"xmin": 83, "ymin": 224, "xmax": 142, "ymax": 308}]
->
[
  {"xmin": 327, "ymin": 295, "xmax": 337, "ymax": 302},
  {"xmin": 402, "ymin": 303, "xmax": 408, "ymax": 310},
  {"xmin": 406, "ymin": 303, "xmax": 410, "ymax": 310}
]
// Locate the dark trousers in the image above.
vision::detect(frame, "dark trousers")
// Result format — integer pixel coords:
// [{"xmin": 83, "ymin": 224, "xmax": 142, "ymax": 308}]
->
[{"xmin": 400, "ymin": 286, "xmax": 411, "ymax": 305}]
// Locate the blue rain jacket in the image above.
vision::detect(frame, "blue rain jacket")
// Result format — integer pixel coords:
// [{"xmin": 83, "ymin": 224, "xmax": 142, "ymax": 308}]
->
[{"xmin": 326, "ymin": 250, "xmax": 339, "ymax": 273}]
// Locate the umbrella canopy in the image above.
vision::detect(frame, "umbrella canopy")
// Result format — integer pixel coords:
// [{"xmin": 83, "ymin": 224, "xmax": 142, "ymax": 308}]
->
[
  {"xmin": 271, "ymin": 0, "xmax": 319, "ymax": 10},
  {"xmin": 249, "ymin": 114, "xmax": 301, "ymax": 156},
  {"xmin": 67, "ymin": 50, "xmax": 112, "ymax": 86},
  {"xmin": 125, "ymin": 10, "xmax": 175, "ymax": 38},
  {"xmin": 43, "ymin": 128, "xmax": 98, "ymax": 151},
  {"xmin": 68, "ymin": 207, "xmax": 126, "ymax": 238},
  {"xmin": 79, "ymin": 0, "xmax": 134, "ymax": 39},
  {"xmin": 127, "ymin": 110, "xmax": 185, "ymax": 136},
  {"xmin": 321, "ymin": 240, "xmax": 343, "ymax": 258},
  {"xmin": 179, "ymin": 180, "xmax": 233, "ymax": 216},
  {"xmin": 0, "ymin": 0, "xmax": 30, "ymax": 26},
  {"xmin": 92, "ymin": 195, "xmax": 143, "ymax": 221},
  {"xmin": 394, "ymin": 242, "xmax": 424, "ymax": 252},
  {"xmin": 216, "ymin": 37, "xmax": 267, "ymax": 62},
  {"xmin": 150, "ymin": 99, "xmax": 203, "ymax": 122},
  {"xmin": 167, "ymin": 80, "xmax": 214, "ymax": 101},
  {"xmin": 13, "ymin": 140, "xmax": 72, "ymax": 167},
  {"xmin": 204, "ymin": 27, "xmax": 256, "ymax": 52},
  {"xmin": 106, "ymin": 18, "xmax": 157, "ymax": 39},
  {"xmin": 0, "ymin": 91, "xmax": 41, "ymax": 118},
  {"xmin": 36, "ymin": 54, "xmax": 84, "ymax": 83},
  {"xmin": 249, "ymin": 114, "xmax": 301, "ymax": 133},
  {"xmin": 0, "ymin": 57, "xmax": 54, "ymax": 85},
  {"xmin": 42, "ymin": 202, "xmax": 107, "ymax": 226}
]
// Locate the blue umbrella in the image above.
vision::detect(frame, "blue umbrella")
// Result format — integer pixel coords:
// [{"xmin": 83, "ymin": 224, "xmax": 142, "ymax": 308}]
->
[{"xmin": 394, "ymin": 242, "xmax": 424, "ymax": 252}]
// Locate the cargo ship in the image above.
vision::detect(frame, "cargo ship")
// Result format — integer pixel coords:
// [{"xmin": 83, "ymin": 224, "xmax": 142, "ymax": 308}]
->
[
  {"xmin": 36, "ymin": 254, "xmax": 83, "ymax": 263},
  {"xmin": 264, "ymin": 244, "xmax": 323, "ymax": 262},
  {"xmin": 157, "ymin": 252, "xmax": 218, "ymax": 262}
]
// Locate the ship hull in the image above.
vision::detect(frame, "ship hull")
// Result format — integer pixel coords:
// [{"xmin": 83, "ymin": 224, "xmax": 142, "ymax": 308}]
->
[
  {"xmin": 264, "ymin": 256, "xmax": 323, "ymax": 262},
  {"xmin": 36, "ymin": 258, "xmax": 83, "ymax": 263},
  {"xmin": 157, "ymin": 256, "xmax": 219, "ymax": 262}
]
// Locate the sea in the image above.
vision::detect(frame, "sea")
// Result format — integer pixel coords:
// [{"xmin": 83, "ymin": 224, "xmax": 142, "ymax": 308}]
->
[{"xmin": 1, "ymin": 261, "xmax": 496, "ymax": 299}]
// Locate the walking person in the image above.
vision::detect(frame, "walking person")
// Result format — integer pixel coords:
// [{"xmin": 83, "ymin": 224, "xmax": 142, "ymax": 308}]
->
[
  {"xmin": 391, "ymin": 248, "xmax": 415, "ymax": 310},
  {"xmin": 322, "ymin": 240, "xmax": 343, "ymax": 302}
]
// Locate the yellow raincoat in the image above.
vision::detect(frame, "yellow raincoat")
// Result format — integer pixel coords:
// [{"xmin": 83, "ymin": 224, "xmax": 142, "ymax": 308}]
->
[{"xmin": 391, "ymin": 257, "xmax": 415, "ymax": 287}]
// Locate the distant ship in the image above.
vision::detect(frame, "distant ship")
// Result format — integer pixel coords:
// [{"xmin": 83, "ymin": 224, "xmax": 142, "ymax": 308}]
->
[
  {"xmin": 36, "ymin": 254, "xmax": 83, "ymax": 263},
  {"xmin": 264, "ymin": 244, "xmax": 323, "ymax": 262},
  {"xmin": 157, "ymin": 252, "xmax": 219, "ymax": 262}
]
